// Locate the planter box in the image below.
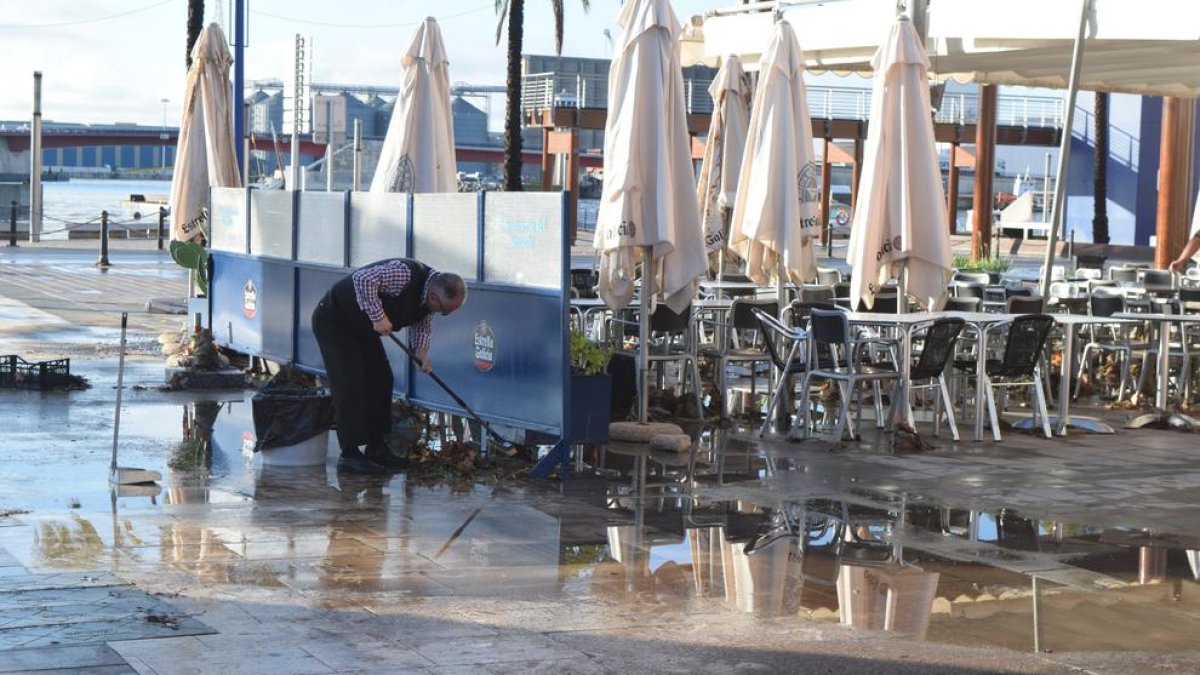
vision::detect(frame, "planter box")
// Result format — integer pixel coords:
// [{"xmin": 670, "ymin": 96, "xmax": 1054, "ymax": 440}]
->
[{"xmin": 566, "ymin": 373, "xmax": 612, "ymax": 444}]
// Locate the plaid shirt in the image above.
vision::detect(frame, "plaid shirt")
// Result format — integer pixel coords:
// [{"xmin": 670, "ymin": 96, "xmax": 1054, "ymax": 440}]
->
[{"xmin": 351, "ymin": 260, "xmax": 433, "ymax": 352}]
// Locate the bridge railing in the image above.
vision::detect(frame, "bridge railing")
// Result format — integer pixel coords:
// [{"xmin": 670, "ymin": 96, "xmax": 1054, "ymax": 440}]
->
[{"xmin": 523, "ymin": 72, "xmax": 1066, "ymax": 129}]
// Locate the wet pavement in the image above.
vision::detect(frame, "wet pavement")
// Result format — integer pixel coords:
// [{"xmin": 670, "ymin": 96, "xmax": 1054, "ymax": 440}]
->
[{"xmin": 2, "ymin": 243, "xmax": 1200, "ymax": 674}]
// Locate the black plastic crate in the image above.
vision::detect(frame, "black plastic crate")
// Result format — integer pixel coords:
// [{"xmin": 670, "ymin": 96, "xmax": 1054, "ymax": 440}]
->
[{"xmin": 0, "ymin": 355, "xmax": 71, "ymax": 390}]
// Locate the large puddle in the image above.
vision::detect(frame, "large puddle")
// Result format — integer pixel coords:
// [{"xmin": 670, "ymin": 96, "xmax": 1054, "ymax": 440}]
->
[{"xmin": 1, "ymin": 397, "xmax": 1199, "ymax": 655}]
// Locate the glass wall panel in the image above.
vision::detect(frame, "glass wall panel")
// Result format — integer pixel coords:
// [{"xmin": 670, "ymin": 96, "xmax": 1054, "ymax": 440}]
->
[
  {"xmin": 349, "ymin": 191, "xmax": 408, "ymax": 267},
  {"xmin": 249, "ymin": 190, "xmax": 294, "ymax": 259},
  {"xmin": 297, "ymin": 192, "xmax": 346, "ymax": 266}
]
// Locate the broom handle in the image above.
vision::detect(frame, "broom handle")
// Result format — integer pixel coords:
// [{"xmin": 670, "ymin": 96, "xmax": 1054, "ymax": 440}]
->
[
  {"xmin": 385, "ymin": 332, "xmax": 510, "ymax": 448},
  {"xmin": 110, "ymin": 312, "xmax": 128, "ymax": 473}
]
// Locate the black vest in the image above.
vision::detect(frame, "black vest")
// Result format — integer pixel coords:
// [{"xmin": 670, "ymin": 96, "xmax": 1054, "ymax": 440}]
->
[{"xmin": 326, "ymin": 258, "xmax": 432, "ymax": 339}]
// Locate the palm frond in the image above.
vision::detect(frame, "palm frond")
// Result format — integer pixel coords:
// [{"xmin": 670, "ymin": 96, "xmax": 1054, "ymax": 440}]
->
[
  {"xmin": 551, "ymin": 0, "xmax": 564, "ymax": 55},
  {"xmin": 495, "ymin": 0, "xmax": 510, "ymax": 46}
]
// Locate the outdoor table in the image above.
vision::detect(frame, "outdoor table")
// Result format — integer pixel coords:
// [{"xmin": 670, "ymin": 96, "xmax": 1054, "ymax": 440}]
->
[
  {"xmin": 1113, "ymin": 312, "xmax": 1200, "ymax": 410},
  {"xmin": 840, "ymin": 310, "xmax": 1014, "ymax": 441},
  {"xmin": 944, "ymin": 311, "xmax": 1017, "ymax": 441},
  {"xmin": 1011, "ymin": 314, "xmax": 1139, "ymax": 436},
  {"xmin": 699, "ymin": 279, "xmax": 765, "ymax": 299},
  {"xmin": 840, "ymin": 311, "xmax": 942, "ymax": 430}
]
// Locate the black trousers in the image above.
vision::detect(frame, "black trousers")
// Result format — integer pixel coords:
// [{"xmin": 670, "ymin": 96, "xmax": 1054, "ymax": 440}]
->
[{"xmin": 311, "ymin": 299, "xmax": 394, "ymax": 454}]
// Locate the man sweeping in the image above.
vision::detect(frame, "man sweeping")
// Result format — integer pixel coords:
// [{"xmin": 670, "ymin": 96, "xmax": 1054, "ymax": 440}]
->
[{"xmin": 312, "ymin": 259, "xmax": 467, "ymax": 474}]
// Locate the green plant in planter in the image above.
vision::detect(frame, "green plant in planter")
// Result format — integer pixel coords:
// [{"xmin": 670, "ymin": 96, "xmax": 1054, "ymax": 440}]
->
[
  {"xmin": 953, "ymin": 254, "xmax": 1012, "ymax": 273},
  {"xmin": 570, "ymin": 329, "xmax": 611, "ymax": 376}
]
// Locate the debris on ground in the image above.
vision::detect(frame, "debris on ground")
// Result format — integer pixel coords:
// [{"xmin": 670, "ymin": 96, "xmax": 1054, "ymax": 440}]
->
[
  {"xmin": 143, "ymin": 612, "xmax": 186, "ymax": 630},
  {"xmin": 163, "ymin": 327, "xmax": 230, "ymax": 370},
  {"xmin": 405, "ymin": 440, "xmax": 532, "ymax": 488},
  {"xmin": 0, "ymin": 508, "xmax": 31, "ymax": 517}
]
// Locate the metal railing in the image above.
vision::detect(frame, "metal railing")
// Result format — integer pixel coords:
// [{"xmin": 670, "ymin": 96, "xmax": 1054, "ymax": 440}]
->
[{"xmin": 523, "ymin": 72, "xmax": 1067, "ymax": 129}]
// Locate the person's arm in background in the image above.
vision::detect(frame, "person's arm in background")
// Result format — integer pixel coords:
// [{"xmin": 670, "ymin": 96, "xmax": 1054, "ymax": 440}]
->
[{"xmin": 1169, "ymin": 235, "xmax": 1200, "ymax": 273}]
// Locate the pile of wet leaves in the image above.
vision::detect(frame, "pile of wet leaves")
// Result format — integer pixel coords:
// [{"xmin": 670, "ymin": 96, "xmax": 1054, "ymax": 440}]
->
[{"xmin": 403, "ymin": 440, "xmax": 533, "ymax": 488}]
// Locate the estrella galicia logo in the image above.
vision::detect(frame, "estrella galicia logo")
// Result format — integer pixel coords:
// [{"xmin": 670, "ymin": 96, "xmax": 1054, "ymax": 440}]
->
[
  {"xmin": 242, "ymin": 279, "xmax": 258, "ymax": 319},
  {"xmin": 797, "ymin": 162, "xmax": 819, "ymax": 204},
  {"xmin": 473, "ymin": 321, "xmax": 495, "ymax": 372},
  {"xmin": 874, "ymin": 236, "xmax": 904, "ymax": 262}
]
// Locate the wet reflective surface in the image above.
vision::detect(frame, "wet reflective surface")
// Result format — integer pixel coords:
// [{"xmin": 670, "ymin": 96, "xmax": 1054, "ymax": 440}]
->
[{"xmin": 4, "ymin": 368, "xmax": 1200, "ymax": 672}]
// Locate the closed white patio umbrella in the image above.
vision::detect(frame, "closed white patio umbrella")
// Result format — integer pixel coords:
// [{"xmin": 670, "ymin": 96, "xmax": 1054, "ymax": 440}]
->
[
  {"xmin": 169, "ymin": 22, "xmax": 241, "ymax": 242},
  {"xmin": 728, "ymin": 18, "xmax": 821, "ymax": 301},
  {"xmin": 595, "ymin": 0, "xmax": 708, "ymax": 423},
  {"xmin": 696, "ymin": 55, "xmax": 751, "ymax": 261},
  {"xmin": 370, "ymin": 17, "xmax": 457, "ymax": 193},
  {"xmin": 846, "ymin": 15, "xmax": 952, "ymax": 312}
]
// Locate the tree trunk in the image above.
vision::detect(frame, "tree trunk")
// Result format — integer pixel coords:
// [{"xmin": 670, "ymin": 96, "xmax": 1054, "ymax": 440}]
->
[
  {"xmin": 186, "ymin": 0, "xmax": 204, "ymax": 69},
  {"xmin": 503, "ymin": 0, "xmax": 525, "ymax": 192},
  {"xmin": 1092, "ymin": 92, "xmax": 1110, "ymax": 251}
]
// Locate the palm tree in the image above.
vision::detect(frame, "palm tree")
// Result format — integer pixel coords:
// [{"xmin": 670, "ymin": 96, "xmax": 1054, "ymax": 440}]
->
[
  {"xmin": 495, "ymin": 0, "xmax": 590, "ymax": 191},
  {"xmin": 186, "ymin": 0, "xmax": 204, "ymax": 69}
]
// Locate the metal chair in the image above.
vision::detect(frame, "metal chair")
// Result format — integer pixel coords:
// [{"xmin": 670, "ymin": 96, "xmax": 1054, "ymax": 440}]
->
[
  {"xmin": 702, "ymin": 299, "xmax": 778, "ymax": 419},
  {"xmin": 1074, "ymin": 292, "xmax": 1141, "ymax": 401},
  {"xmin": 1110, "ymin": 267, "xmax": 1139, "ymax": 284},
  {"xmin": 907, "ymin": 317, "xmax": 966, "ymax": 440},
  {"xmin": 797, "ymin": 309, "xmax": 901, "ymax": 442},
  {"xmin": 1006, "ymin": 295, "xmax": 1046, "ymax": 313},
  {"xmin": 753, "ymin": 307, "xmax": 809, "ymax": 437},
  {"xmin": 1135, "ymin": 301, "xmax": 1200, "ymax": 404},
  {"xmin": 944, "ymin": 297, "xmax": 980, "ymax": 312},
  {"xmin": 816, "ymin": 268, "xmax": 842, "ymax": 286},
  {"xmin": 613, "ymin": 304, "xmax": 704, "ymax": 416},
  {"xmin": 785, "ymin": 300, "xmax": 837, "ymax": 329},
  {"xmin": 952, "ymin": 282, "xmax": 986, "ymax": 302},
  {"xmin": 953, "ymin": 314, "xmax": 1056, "ymax": 440},
  {"xmin": 799, "ymin": 285, "xmax": 835, "ymax": 304},
  {"xmin": 1141, "ymin": 269, "xmax": 1177, "ymax": 299}
]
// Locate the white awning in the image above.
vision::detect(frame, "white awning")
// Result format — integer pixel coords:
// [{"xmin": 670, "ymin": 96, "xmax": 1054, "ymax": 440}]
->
[{"xmin": 691, "ymin": 0, "xmax": 1200, "ymax": 96}]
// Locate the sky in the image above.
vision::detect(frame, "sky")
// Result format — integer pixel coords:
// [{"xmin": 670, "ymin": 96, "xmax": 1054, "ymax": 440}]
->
[{"xmin": 0, "ymin": 0, "xmax": 721, "ymax": 129}]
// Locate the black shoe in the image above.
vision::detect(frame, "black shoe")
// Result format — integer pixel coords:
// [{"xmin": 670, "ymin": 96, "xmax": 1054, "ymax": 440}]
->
[
  {"xmin": 365, "ymin": 444, "xmax": 410, "ymax": 470},
  {"xmin": 337, "ymin": 450, "xmax": 388, "ymax": 475}
]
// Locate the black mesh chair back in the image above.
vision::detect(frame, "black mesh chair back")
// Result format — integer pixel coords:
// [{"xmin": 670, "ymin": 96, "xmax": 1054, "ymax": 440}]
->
[
  {"xmin": 1005, "ymin": 286, "xmax": 1033, "ymax": 299},
  {"xmin": 833, "ymin": 281, "xmax": 851, "ymax": 298},
  {"xmin": 718, "ymin": 272, "xmax": 758, "ymax": 298},
  {"xmin": 857, "ymin": 293, "xmax": 898, "ymax": 313},
  {"xmin": 731, "ymin": 299, "xmax": 778, "ymax": 331},
  {"xmin": 910, "ymin": 318, "xmax": 965, "ymax": 381},
  {"xmin": 809, "ymin": 309, "xmax": 851, "ymax": 366},
  {"xmin": 1180, "ymin": 287, "xmax": 1200, "ymax": 308},
  {"xmin": 650, "ymin": 304, "xmax": 691, "ymax": 333},
  {"xmin": 1142, "ymin": 269, "xmax": 1175, "ymax": 288},
  {"xmin": 1110, "ymin": 267, "xmax": 1138, "ymax": 284},
  {"xmin": 799, "ymin": 286, "xmax": 836, "ymax": 304},
  {"xmin": 816, "ymin": 268, "xmax": 842, "ymax": 286},
  {"xmin": 994, "ymin": 314, "xmax": 1055, "ymax": 378},
  {"xmin": 789, "ymin": 300, "xmax": 836, "ymax": 328},
  {"xmin": 953, "ymin": 282, "xmax": 986, "ymax": 300},
  {"xmin": 570, "ymin": 268, "xmax": 599, "ymax": 299},
  {"xmin": 1089, "ymin": 293, "xmax": 1124, "ymax": 318},
  {"xmin": 1007, "ymin": 295, "xmax": 1045, "ymax": 314},
  {"xmin": 944, "ymin": 296, "xmax": 980, "ymax": 312}
]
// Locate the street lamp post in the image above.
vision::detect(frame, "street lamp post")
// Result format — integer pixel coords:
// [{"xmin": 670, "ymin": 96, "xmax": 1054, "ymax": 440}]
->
[{"xmin": 159, "ymin": 98, "xmax": 169, "ymax": 176}]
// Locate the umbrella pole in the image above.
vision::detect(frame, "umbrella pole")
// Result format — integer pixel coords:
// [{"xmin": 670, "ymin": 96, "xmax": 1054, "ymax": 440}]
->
[
  {"xmin": 639, "ymin": 245, "xmax": 653, "ymax": 424},
  {"xmin": 1039, "ymin": 0, "xmax": 1090, "ymax": 299}
]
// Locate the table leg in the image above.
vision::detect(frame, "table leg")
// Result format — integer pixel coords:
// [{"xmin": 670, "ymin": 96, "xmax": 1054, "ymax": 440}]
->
[
  {"xmin": 1056, "ymin": 324, "xmax": 1075, "ymax": 435},
  {"xmin": 1158, "ymin": 319, "xmax": 1171, "ymax": 410},
  {"xmin": 973, "ymin": 325, "xmax": 988, "ymax": 442}
]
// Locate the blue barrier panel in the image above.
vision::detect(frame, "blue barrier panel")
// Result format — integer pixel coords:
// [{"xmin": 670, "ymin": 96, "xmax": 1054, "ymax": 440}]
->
[
  {"xmin": 294, "ymin": 264, "xmax": 354, "ymax": 373},
  {"xmin": 211, "ymin": 253, "xmax": 295, "ymax": 363},
  {"xmin": 409, "ymin": 284, "xmax": 565, "ymax": 433},
  {"xmin": 210, "ymin": 253, "xmax": 263, "ymax": 356}
]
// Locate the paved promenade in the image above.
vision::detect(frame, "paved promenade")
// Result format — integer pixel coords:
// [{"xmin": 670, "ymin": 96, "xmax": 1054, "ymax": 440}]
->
[{"xmin": 0, "ymin": 240, "xmax": 1198, "ymax": 674}]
